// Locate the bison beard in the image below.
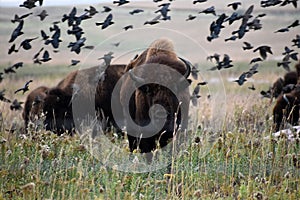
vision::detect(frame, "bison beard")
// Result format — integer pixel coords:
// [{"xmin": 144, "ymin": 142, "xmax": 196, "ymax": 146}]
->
[
  {"xmin": 23, "ymin": 86, "xmax": 49, "ymax": 131},
  {"xmin": 120, "ymin": 38, "xmax": 191, "ymax": 157},
  {"xmin": 43, "ymin": 64, "xmax": 126, "ymax": 135}
]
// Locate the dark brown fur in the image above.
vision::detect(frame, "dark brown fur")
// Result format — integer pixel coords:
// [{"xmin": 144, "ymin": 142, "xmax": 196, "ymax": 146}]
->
[
  {"xmin": 273, "ymin": 85, "xmax": 300, "ymax": 131},
  {"xmin": 43, "ymin": 64, "xmax": 126, "ymax": 135},
  {"xmin": 120, "ymin": 39, "xmax": 190, "ymax": 154},
  {"xmin": 22, "ymin": 86, "xmax": 49, "ymax": 130}
]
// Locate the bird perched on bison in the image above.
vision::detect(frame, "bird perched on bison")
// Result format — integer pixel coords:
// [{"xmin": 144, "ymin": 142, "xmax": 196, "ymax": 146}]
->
[{"xmin": 120, "ymin": 38, "xmax": 191, "ymax": 160}]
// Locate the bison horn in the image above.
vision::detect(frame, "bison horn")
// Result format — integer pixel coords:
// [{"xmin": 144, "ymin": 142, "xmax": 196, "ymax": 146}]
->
[
  {"xmin": 178, "ymin": 57, "xmax": 191, "ymax": 79},
  {"xmin": 129, "ymin": 69, "xmax": 145, "ymax": 84}
]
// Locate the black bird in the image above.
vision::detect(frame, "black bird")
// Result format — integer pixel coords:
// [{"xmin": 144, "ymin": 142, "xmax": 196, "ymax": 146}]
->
[
  {"xmin": 234, "ymin": 72, "xmax": 247, "ymax": 86},
  {"xmin": 190, "ymin": 83, "xmax": 202, "ymax": 106},
  {"xmin": 193, "ymin": 0, "xmax": 207, "ymax": 4},
  {"xmin": 39, "ymin": 50, "xmax": 51, "ymax": 63},
  {"xmin": 153, "ymin": 0, "xmax": 163, "ymax": 2},
  {"xmin": 68, "ymin": 37, "xmax": 86, "ymax": 54},
  {"xmin": 83, "ymin": 45, "xmax": 95, "ymax": 50},
  {"xmin": 199, "ymin": 6, "xmax": 216, "ymax": 16},
  {"xmin": 186, "ymin": 14, "xmax": 197, "ymax": 21},
  {"xmin": 33, "ymin": 47, "xmax": 44, "ymax": 60},
  {"xmin": 225, "ymin": 12, "xmax": 242, "ymax": 25},
  {"xmin": 281, "ymin": 0, "xmax": 298, "ymax": 8},
  {"xmin": 62, "ymin": 7, "xmax": 77, "ymax": 27},
  {"xmin": 15, "ymin": 80, "xmax": 33, "ymax": 94},
  {"xmin": 277, "ymin": 59, "xmax": 291, "ymax": 71},
  {"xmin": 282, "ymin": 46, "xmax": 294, "ymax": 55},
  {"xmin": 191, "ymin": 64, "xmax": 200, "ymax": 79},
  {"xmin": 207, "ymin": 53, "xmax": 220, "ymax": 63},
  {"xmin": 11, "ymin": 12, "xmax": 32, "ymax": 23},
  {"xmin": 102, "ymin": 6, "xmax": 112, "ymax": 13},
  {"xmin": 19, "ymin": 0, "xmax": 36, "ymax": 9},
  {"xmin": 129, "ymin": 9, "xmax": 144, "ymax": 15},
  {"xmin": 243, "ymin": 41, "xmax": 253, "ymax": 50},
  {"xmin": 45, "ymin": 25, "xmax": 61, "ymax": 48},
  {"xmin": 207, "ymin": 13, "xmax": 226, "ymax": 41},
  {"xmin": 260, "ymin": 89, "xmax": 271, "ymax": 98},
  {"xmin": 8, "ymin": 44, "xmax": 18, "ymax": 54},
  {"xmin": 4, "ymin": 62, "xmax": 23, "ymax": 74},
  {"xmin": 123, "ymin": 25, "xmax": 133, "ymax": 31},
  {"xmin": 37, "ymin": 10, "xmax": 48, "ymax": 21},
  {"xmin": 221, "ymin": 54, "xmax": 233, "ymax": 68},
  {"xmin": 253, "ymin": 45, "xmax": 273, "ymax": 60},
  {"xmin": 98, "ymin": 52, "xmax": 114, "ymax": 66},
  {"xmin": 248, "ymin": 84, "xmax": 255, "ymax": 90},
  {"xmin": 225, "ymin": 35, "xmax": 238, "ymax": 42},
  {"xmin": 155, "ymin": 3, "xmax": 171, "ymax": 20},
  {"xmin": 40, "ymin": 30, "xmax": 49, "ymax": 40},
  {"xmin": 247, "ymin": 18, "xmax": 262, "ymax": 30},
  {"xmin": 18, "ymin": 37, "xmax": 38, "ymax": 51},
  {"xmin": 246, "ymin": 63, "xmax": 259, "ymax": 78},
  {"xmin": 112, "ymin": 42, "xmax": 121, "ymax": 47},
  {"xmin": 67, "ymin": 25, "xmax": 84, "ymax": 40},
  {"xmin": 227, "ymin": 2, "xmax": 242, "ymax": 10},
  {"xmin": 237, "ymin": 5, "xmax": 254, "ymax": 39},
  {"xmin": 84, "ymin": 6, "xmax": 98, "ymax": 17},
  {"xmin": 113, "ymin": 0, "xmax": 130, "ymax": 6},
  {"xmin": 144, "ymin": 15, "xmax": 161, "ymax": 25},
  {"xmin": 261, "ymin": 0, "xmax": 282, "ymax": 7},
  {"xmin": 250, "ymin": 57, "xmax": 263, "ymax": 64},
  {"xmin": 10, "ymin": 99, "xmax": 23, "ymax": 111},
  {"xmin": 96, "ymin": 13, "xmax": 114, "ymax": 29},
  {"xmin": 287, "ymin": 20, "xmax": 300, "ymax": 29},
  {"xmin": 256, "ymin": 13, "xmax": 267, "ymax": 18},
  {"xmin": 9, "ymin": 20, "xmax": 24, "ymax": 43},
  {"xmin": 69, "ymin": 59, "xmax": 80, "ymax": 67},
  {"xmin": 292, "ymin": 34, "xmax": 300, "ymax": 48},
  {"xmin": 274, "ymin": 27, "xmax": 289, "ymax": 33},
  {"xmin": 0, "ymin": 73, "xmax": 3, "ymax": 83},
  {"xmin": 0, "ymin": 90, "xmax": 11, "ymax": 103}
]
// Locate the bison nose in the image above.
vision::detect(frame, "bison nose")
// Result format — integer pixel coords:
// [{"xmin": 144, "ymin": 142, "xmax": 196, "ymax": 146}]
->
[{"xmin": 149, "ymin": 104, "xmax": 168, "ymax": 120}]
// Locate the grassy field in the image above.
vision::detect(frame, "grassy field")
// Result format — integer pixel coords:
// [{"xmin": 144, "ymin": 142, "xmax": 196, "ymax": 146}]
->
[{"xmin": 1, "ymin": 0, "xmax": 300, "ymax": 199}]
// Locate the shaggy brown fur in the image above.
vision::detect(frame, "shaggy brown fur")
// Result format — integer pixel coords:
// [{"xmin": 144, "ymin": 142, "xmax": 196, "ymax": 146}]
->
[
  {"xmin": 272, "ymin": 61, "xmax": 300, "ymax": 99},
  {"xmin": 120, "ymin": 38, "xmax": 190, "ymax": 154},
  {"xmin": 273, "ymin": 85, "xmax": 300, "ymax": 131},
  {"xmin": 22, "ymin": 86, "xmax": 49, "ymax": 130},
  {"xmin": 43, "ymin": 64, "xmax": 126, "ymax": 134}
]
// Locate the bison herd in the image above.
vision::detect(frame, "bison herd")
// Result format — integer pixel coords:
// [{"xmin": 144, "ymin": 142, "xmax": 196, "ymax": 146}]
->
[
  {"xmin": 22, "ymin": 38, "xmax": 191, "ymax": 155},
  {"xmin": 22, "ymin": 38, "xmax": 300, "ymax": 155}
]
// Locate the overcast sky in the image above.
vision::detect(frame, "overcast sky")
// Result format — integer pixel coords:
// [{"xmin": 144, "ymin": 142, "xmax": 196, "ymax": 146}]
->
[{"xmin": 0, "ymin": 0, "xmax": 116, "ymax": 7}]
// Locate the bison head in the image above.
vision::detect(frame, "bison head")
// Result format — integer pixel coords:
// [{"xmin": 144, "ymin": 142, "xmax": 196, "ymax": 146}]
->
[
  {"xmin": 126, "ymin": 56, "xmax": 191, "ymax": 150},
  {"xmin": 43, "ymin": 88, "xmax": 74, "ymax": 135}
]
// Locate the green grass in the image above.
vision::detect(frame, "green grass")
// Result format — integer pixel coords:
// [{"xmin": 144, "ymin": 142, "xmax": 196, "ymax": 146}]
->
[{"xmin": 0, "ymin": 102, "xmax": 300, "ymax": 199}]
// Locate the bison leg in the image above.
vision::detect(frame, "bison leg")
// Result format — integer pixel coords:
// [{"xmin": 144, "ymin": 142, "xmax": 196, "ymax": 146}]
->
[{"xmin": 290, "ymin": 105, "xmax": 300, "ymax": 126}]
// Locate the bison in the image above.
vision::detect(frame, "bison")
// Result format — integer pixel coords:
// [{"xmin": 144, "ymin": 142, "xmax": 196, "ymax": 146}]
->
[
  {"xmin": 120, "ymin": 38, "xmax": 191, "ymax": 156},
  {"xmin": 43, "ymin": 64, "xmax": 126, "ymax": 135},
  {"xmin": 271, "ymin": 61, "xmax": 300, "ymax": 99},
  {"xmin": 22, "ymin": 86, "xmax": 49, "ymax": 131},
  {"xmin": 273, "ymin": 85, "xmax": 300, "ymax": 131}
]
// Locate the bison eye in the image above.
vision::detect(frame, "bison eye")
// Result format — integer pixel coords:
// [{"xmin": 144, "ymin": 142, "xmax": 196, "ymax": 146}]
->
[
  {"xmin": 139, "ymin": 85, "xmax": 150, "ymax": 94},
  {"xmin": 56, "ymin": 96, "xmax": 60, "ymax": 102}
]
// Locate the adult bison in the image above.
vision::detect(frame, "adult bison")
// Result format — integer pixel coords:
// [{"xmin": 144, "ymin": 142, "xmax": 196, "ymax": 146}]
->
[
  {"xmin": 119, "ymin": 38, "xmax": 191, "ymax": 155},
  {"xmin": 22, "ymin": 86, "xmax": 49, "ymax": 131},
  {"xmin": 43, "ymin": 64, "xmax": 126, "ymax": 135},
  {"xmin": 271, "ymin": 61, "xmax": 300, "ymax": 99},
  {"xmin": 273, "ymin": 85, "xmax": 300, "ymax": 131}
]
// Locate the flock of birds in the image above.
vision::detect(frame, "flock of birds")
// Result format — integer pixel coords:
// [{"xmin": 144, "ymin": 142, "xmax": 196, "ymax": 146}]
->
[{"xmin": 0, "ymin": 0, "xmax": 300, "ymax": 115}]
